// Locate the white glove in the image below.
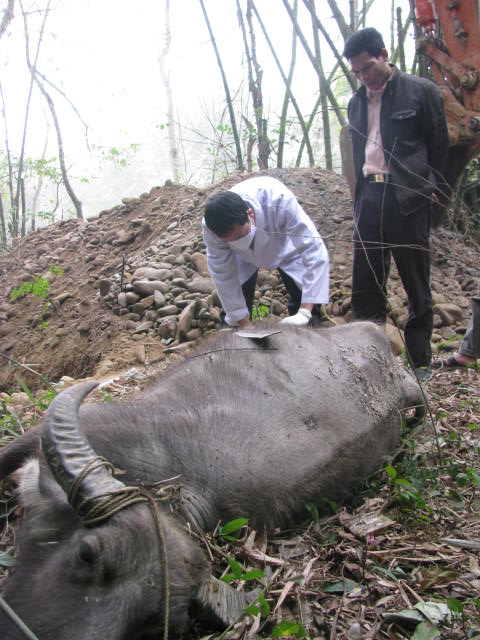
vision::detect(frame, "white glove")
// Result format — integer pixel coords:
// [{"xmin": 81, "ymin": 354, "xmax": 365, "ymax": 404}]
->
[{"xmin": 279, "ymin": 308, "xmax": 312, "ymax": 326}]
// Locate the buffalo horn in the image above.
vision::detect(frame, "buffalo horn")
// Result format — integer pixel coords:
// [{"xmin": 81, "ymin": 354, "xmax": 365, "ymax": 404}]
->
[{"xmin": 41, "ymin": 381, "xmax": 125, "ymax": 513}]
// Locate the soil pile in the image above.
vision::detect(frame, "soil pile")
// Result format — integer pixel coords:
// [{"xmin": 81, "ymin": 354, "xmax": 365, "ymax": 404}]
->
[
  {"xmin": 1, "ymin": 169, "xmax": 480, "ymax": 639},
  {"xmin": 0, "ymin": 167, "xmax": 478, "ymax": 392}
]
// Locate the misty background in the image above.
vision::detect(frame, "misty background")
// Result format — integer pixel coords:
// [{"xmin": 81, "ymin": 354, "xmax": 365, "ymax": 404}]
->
[{"xmin": 0, "ymin": 0, "xmax": 415, "ymax": 221}]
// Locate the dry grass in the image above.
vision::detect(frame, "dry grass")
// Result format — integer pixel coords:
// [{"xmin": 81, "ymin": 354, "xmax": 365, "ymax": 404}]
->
[
  {"xmin": 1, "ymin": 365, "xmax": 479, "ymax": 639},
  {"xmin": 190, "ymin": 366, "xmax": 480, "ymax": 639}
]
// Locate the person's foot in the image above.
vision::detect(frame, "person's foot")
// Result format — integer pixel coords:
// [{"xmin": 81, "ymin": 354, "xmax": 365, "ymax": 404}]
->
[
  {"xmin": 415, "ymin": 365, "xmax": 432, "ymax": 382},
  {"xmin": 432, "ymin": 353, "xmax": 478, "ymax": 370}
]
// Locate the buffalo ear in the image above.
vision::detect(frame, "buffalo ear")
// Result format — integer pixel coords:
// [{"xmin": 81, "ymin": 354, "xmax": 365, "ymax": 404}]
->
[
  {"xmin": 191, "ymin": 575, "xmax": 259, "ymax": 628},
  {"xmin": 17, "ymin": 459, "xmax": 42, "ymax": 508},
  {"xmin": 18, "ymin": 458, "xmax": 69, "ymax": 521},
  {"xmin": 19, "ymin": 458, "xmax": 65, "ymax": 505}
]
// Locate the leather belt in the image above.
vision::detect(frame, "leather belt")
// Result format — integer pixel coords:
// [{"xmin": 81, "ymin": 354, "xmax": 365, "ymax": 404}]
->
[{"xmin": 365, "ymin": 173, "xmax": 389, "ymax": 183}]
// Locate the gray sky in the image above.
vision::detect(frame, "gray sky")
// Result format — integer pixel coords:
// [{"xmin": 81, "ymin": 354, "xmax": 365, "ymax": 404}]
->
[{"xmin": 0, "ymin": 0, "xmax": 415, "ymax": 218}]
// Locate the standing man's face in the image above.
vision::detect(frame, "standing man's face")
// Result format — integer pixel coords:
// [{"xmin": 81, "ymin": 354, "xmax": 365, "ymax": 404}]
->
[{"xmin": 349, "ymin": 49, "xmax": 391, "ymax": 91}]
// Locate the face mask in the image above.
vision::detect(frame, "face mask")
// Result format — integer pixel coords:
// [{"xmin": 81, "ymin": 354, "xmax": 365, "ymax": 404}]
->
[{"xmin": 228, "ymin": 224, "xmax": 256, "ymax": 251}]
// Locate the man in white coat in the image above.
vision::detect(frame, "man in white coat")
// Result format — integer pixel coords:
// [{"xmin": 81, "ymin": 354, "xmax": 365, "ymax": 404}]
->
[{"xmin": 202, "ymin": 176, "xmax": 330, "ymax": 328}]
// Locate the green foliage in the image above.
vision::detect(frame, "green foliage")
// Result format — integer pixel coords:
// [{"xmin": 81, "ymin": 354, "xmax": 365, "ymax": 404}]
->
[
  {"xmin": 217, "ymin": 517, "xmax": 249, "ymax": 541},
  {"xmin": 11, "ymin": 266, "xmax": 63, "ymax": 301},
  {"xmin": 244, "ymin": 592, "xmax": 270, "ymax": 618},
  {"xmin": 91, "ymin": 142, "xmax": 140, "ymax": 171},
  {"xmin": 10, "ymin": 266, "xmax": 63, "ymax": 328},
  {"xmin": 100, "ymin": 390, "xmax": 113, "ymax": 403},
  {"xmin": 447, "ymin": 597, "xmax": 464, "ymax": 614},
  {"xmin": 252, "ymin": 304, "xmax": 269, "ymax": 322},
  {"xmin": 457, "ymin": 153, "xmax": 480, "ymax": 235},
  {"xmin": 271, "ymin": 620, "xmax": 310, "ymax": 638},
  {"xmin": 386, "ymin": 464, "xmax": 427, "ymax": 507},
  {"xmin": 305, "ymin": 496, "xmax": 338, "ymax": 522},
  {"xmin": 0, "ymin": 152, "xmax": 65, "ymax": 236},
  {"xmin": 220, "ymin": 556, "xmax": 265, "ymax": 584},
  {"xmin": 11, "ymin": 276, "xmax": 48, "ymax": 301},
  {"xmin": 24, "ymin": 156, "xmax": 60, "ymax": 182},
  {"xmin": 0, "ymin": 378, "xmax": 55, "ymax": 442}
]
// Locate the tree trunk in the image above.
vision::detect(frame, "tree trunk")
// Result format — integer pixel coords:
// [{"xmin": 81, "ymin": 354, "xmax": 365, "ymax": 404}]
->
[
  {"xmin": 0, "ymin": 194, "xmax": 7, "ymax": 248},
  {"xmin": 15, "ymin": 0, "xmax": 52, "ymax": 236},
  {"xmin": 303, "ymin": 0, "xmax": 356, "ymax": 92},
  {"xmin": 31, "ymin": 126, "xmax": 50, "ymax": 231},
  {"xmin": 408, "ymin": 0, "xmax": 427, "ymax": 77},
  {"xmin": 277, "ymin": 0, "xmax": 298, "ymax": 168},
  {"xmin": 0, "ymin": 0, "xmax": 15, "ymax": 40},
  {"xmin": 245, "ymin": 0, "xmax": 269, "ymax": 169},
  {"xmin": 312, "ymin": 1, "xmax": 332, "ymax": 169},
  {"xmin": 391, "ymin": 9, "xmax": 412, "ymax": 69},
  {"xmin": 199, "ymin": 0, "xmax": 244, "ymax": 171},
  {"xmin": 327, "ymin": 0, "xmax": 351, "ymax": 40},
  {"xmin": 251, "ymin": 0, "xmax": 314, "ymax": 166},
  {"xmin": 34, "ymin": 78, "xmax": 83, "ymax": 219},
  {"xmin": 0, "ymin": 81, "xmax": 15, "ymax": 223},
  {"xmin": 396, "ymin": 7, "xmax": 406, "ymax": 72},
  {"xmin": 159, "ymin": 0, "xmax": 180, "ymax": 182},
  {"xmin": 20, "ymin": 177, "xmax": 26, "ymax": 236},
  {"xmin": 282, "ymin": 0, "xmax": 346, "ymax": 127},
  {"xmin": 390, "ymin": 0, "xmax": 395, "ymax": 53}
]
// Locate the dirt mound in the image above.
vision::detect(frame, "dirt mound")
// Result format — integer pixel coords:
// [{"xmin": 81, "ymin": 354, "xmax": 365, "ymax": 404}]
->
[
  {"xmin": 1, "ymin": 169, "xmax": 480, "ymax": 638},
  {"xmin": 0, "ymin": 167, "xmax": 478, "ymax": 393}
]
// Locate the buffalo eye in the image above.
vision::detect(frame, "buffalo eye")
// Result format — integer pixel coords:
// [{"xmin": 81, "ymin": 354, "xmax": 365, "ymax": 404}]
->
[{"xmin": 77, "ymin": 534, "xmax": 99, "ymax": 566}]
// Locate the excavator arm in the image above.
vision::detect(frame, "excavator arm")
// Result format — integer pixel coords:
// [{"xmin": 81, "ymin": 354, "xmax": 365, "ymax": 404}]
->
[{"xmin": 414, "ymin": 0, "xmax": 480, "ymax": 191}]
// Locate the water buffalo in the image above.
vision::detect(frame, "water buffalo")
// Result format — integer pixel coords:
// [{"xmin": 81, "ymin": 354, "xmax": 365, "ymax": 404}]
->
[{"xmin": 0, "ymin": 322, "xmax": 424, "ymax": 639}]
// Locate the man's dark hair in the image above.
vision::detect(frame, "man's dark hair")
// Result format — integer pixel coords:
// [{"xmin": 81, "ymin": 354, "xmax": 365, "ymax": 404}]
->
[
  {"xmin": 204, "ymin": 191, "xmax": 249, "ymax": 237},
  {"xmin": 343, "ymin": 27, "xmax": 386, "ymax": 60}
]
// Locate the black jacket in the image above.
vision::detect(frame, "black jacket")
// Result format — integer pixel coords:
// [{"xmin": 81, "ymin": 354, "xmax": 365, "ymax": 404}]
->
[{"xmin": 348, "ymin": 66, "xmax": 448, "ymax": 215}]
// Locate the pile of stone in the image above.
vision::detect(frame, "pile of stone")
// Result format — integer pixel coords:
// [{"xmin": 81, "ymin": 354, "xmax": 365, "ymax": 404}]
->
[{"xmin": 98, "ymin": 223, "xmax": 292, "ymax": 350}]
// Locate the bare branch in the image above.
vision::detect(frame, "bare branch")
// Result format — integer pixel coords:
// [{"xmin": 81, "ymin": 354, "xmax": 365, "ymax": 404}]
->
[
  {"xmin": 302, "ymin": 0, "xmax": 356, "ymax": 91},
  {"xmin": 159, "ymin": 0, "xmax": 180, "ymax": 181},
  {"xmin": 0, "ymin": 0, "xmax": 15, "ymax": 40},
  {"xmin": 281, "ymin": 0, "xmax": 346, "ymax": 127},
  {"xmin": 198, "ymin": 0, "xmax": 245, "ymax": 171},
  {"xmin": 327, "ymin": 0, "xmax": 351, "ymax": 40},
  {"xmin": 21, "ymin": 1, "xmax": 83, "ymax": 219},
  {"xmin": 250, "ymin": 0, "xmax": 315, "ymax": 165},
  {"xmin": 14, "ymin": 0, "xmax": 52, "ymax": 236},
  {"xmin": 34, "ymin": 79, "xmax": 83, "ymax": 219}
]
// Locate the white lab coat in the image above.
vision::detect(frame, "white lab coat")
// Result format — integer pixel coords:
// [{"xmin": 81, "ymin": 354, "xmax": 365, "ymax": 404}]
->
[{"xmin": 202, "ymin": 177, "xmax": 330, "ymax": 325}]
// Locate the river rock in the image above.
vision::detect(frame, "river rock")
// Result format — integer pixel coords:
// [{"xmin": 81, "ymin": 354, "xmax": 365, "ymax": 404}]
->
[
  {"xmin": 153, "ymin": 290, "xmax": 166, "ymax": 308},
  {"xmin": 132, "ymin": 321, "xmax": 153, "ymax": 334},
  {"xmin": 157, "ymin": 317, "xmax": 177, "ymax": 339},
  {"xmin": 176, "ymin": 300, "xmax": 197, "ymax": 339},
  {"xmin": 158, "ymin": 305, "xmax": 179, "ymax": 317},
  {"xmin": 187, "ymin": 277, "xmax": 214, "ymax": 294},
  {"xmin": 190, "ymin": 252, "xmax": 209, "ymax": 276},
  {"xmin": 132, "ymin": 279, "xmax": 170, "ymax": 296},
  {"xmin": 433, "ymin": 303, "xmax": 464, "ymax": 325},
  {"xmin": 99, "ymin": 279, "xmax": 113, "ymax": 296},
  {"xmin": 132, "ymin": 267, "xmax": 169, "ymax": 281}
]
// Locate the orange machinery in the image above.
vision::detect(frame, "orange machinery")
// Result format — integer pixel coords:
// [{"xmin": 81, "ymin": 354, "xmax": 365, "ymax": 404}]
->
[{"xmin": 414, "ymin": 0, "xmax": 480, "ymax": 192}]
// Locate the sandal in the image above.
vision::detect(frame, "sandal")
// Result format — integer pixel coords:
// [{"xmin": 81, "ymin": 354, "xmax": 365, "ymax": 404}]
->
[{"xmin": 432, "ymin": 354, "xmax": 479, "ymax": 370}]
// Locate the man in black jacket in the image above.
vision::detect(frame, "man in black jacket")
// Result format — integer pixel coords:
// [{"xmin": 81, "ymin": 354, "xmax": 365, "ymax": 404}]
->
[{"xmin": 343, "ymin": 27, "xmax": 448, "ymax": 382}]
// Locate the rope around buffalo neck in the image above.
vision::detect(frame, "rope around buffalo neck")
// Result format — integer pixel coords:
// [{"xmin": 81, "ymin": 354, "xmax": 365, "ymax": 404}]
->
[{"xmin": 68, "ymin": 456, "xmax": 171, "ymax": 640}]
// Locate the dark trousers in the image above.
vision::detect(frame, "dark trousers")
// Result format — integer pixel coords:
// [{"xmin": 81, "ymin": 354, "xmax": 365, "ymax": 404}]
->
[
  {"xmin": 352, "ymin": 179, "xmax": 433, "ymax": 368},
  {"xmin": 241, "ymin": 269, "xmax": 324, "ymax": 326}
]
